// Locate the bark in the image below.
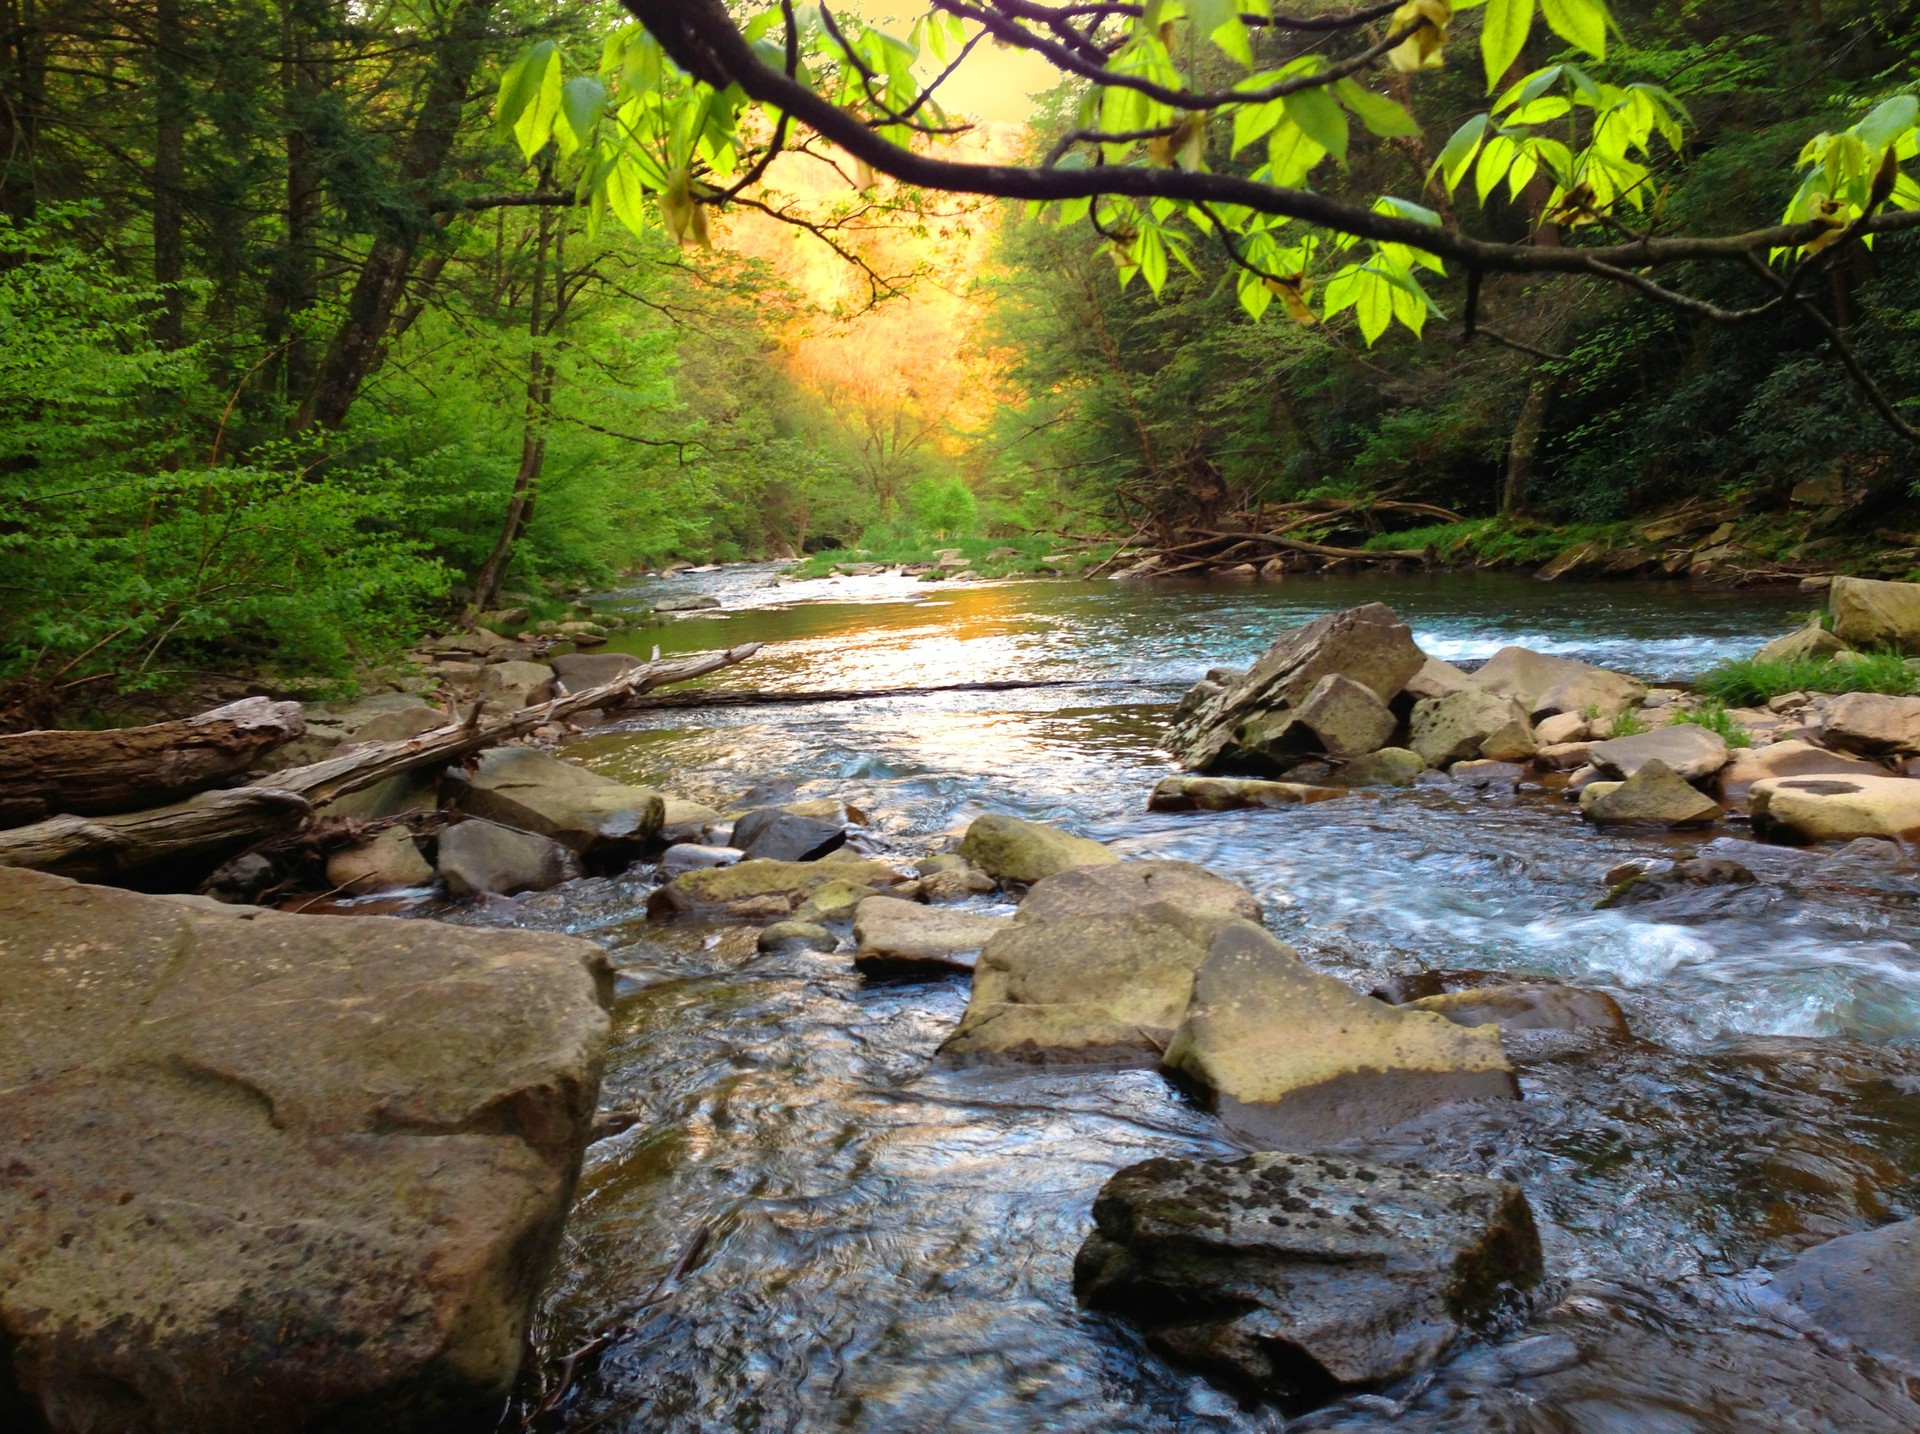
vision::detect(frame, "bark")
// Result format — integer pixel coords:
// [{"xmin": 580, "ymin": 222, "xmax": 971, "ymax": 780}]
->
[
  {"xmin": 0, "ymin": 697, "xmax": 305, "ymax": 827},
  {"xmin": 0, "ymin": 0, "xmax": 49, "ymax": 224},
  {"xmin": 0, "ymin": 787, "xmax": 312, "ymax": 882},
  {"xmin": 297, "ymin": 0, "xmax": 495, "ymax": 431},
  {"xmin": 1502, "ymin": 370, "xmax": 1559, "ymax": 517},
  {"xmin": 264, "ymin": 0, "xmax": 325, "ymax": 401}
]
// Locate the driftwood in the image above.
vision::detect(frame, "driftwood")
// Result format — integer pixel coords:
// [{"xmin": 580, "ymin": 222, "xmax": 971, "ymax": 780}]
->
[
  {"xmin": 1110, "ymin": 495, "xmax": 1462, "ymax": 577},
  {"xmin": 0, "ymin": 696, "xmax": 305, "ymax": 828},
  {"xmin": 0, "ymin": 787, "xmax": 311, "ymax": 882},
  {"xmin": 0, "ymin": 643, "xmax": 762, "ymax": 882}
]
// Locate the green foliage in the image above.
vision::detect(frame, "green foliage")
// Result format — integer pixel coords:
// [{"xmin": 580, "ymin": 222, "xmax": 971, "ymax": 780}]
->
[
  {"xmin": 1695, "ymin": 653, "xmax": 1920, "ymax": 705},
  {"xmin": 1607, "ymin": 708, "xmax": 1650, "ymax": 737},
  {"xmin": 1670, "ymin": 700, "xmax": 1754, "ymax": 748},
  {"xmin": 907, "ymin": 476, "xmax": 979, "ymax": 538}
]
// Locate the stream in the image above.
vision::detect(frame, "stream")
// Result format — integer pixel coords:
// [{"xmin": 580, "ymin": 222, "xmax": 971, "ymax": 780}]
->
[{"xmin": 467, "ymin": 569, "xmax": 1920, "ymax": 1432}]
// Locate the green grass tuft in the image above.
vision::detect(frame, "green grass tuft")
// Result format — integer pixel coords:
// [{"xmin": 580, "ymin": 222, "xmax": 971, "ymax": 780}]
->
[
  {"xmin": 1693, "ymin": 652, "xmax": 1920, "ymax": 706},
  {"xmin": 1670, "ymin": 700, "xmax": 1753, "ymax": 748},
  {"xmin": 1607, "ymin": 708, "xmax": 1650, "ymax": 737}
]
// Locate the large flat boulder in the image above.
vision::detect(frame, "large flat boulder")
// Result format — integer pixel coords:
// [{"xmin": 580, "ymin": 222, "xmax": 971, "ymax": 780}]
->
[
  {"xmin": 1829, "ymin": 575, "xmax": 1920, "ymax": 654},
  {"xmin": 1163, "ymin": 604, "xmax": 1424, "ymax": 771},
  {"xmin": 1467, "ymin": 646, "xmax": 1645, "ymax": 718},
  {"xmin": 1770, "ymin": 1219, "xmax": 1920, "ymax": 1373},
  {"xmin": 1750, "ymin": 773, "xmax": 1920, "ymax": 843},
  {"xmin": 956, "ymin": 813, "xmax": 1117, "ymax": 883},
  {"xmin": 851, "ymin": 896, "xmax": 1011, "ymax": 977},
  {"xmin": 1818, "ymin": 692, "xmax": 1920, "ymax": 757},
  {"xmin": 939, "ymin": 903, "xmax": 1238, "ymax": 1065},
  {"xmin": 1163, "ymin": 923, "xmax": 1516, "ymax": 1146},
  {"xmin": 1715, "ymin": 739, "xmax": 1884, "ymax": 804},
  {"xmin": 1406, "ymin": 983, "xmax": 1630, "ymax": 1037},
  {"xmin": 1587, "ymin": 724, "xmax": 1730, "ymax": 782},
  {"xmin": 0, "ymin": 867, "xmax": 611, "ymax": 1433},
  {"xmin": 1073, "ymin": 1152, "xmax": 1542, "ymax": 1409},
  {"xmin": 454, "ymin": 747, "xmax": 663, "ymax": 859}
]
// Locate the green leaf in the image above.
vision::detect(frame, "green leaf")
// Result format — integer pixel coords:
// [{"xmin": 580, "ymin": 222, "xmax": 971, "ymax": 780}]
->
[
  {"xmin": 495, "ymin": 41, "xmax": 557, "ymax": 143},
  {"xmin": 1540, "ymin": 0, "xmax": 1606, "ymax": 59},
  {"xmin": 1432, "ymin": 113, "xmax": 1491, "ymax": 190},
  {"xmin": 1356, "ymin": 270, "xmax": 1393, "ymax": 344},
  {"xmin": 560, "ymin": 76, "xmax": 607, "ymax": 147},
  {"xmin": 1266, "ymin": 119, "xmax": 1327, "ymax": 186},
  {"xmin": 1335, "ymin": 80, "xmax": 1421, "ymax": 138},
  {"xmin": 1855, "ymin": 94, "xmax": 1919, "ymax": 149},
  {"xmin": 1232, "ymin": 98, "xmax": 1286, "ymax": 155},
  {"xmin": 1284, "ymin": 86, "xmax": 1349, "ymax": 167},
  {"xmin": 1481, "ymin": 0, "xmax": 1534, "ymax": 92}
]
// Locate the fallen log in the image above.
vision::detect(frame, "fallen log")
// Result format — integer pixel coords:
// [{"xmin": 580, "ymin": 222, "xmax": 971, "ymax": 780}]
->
[
  {"xmin": 0, "ymin": 643, "xmax": 761, "ymax": 882},
  {"xmin": 0, "ymin": 787, "xmax": 311, "ymax": 883},
  {"xmin": 260, "ymin": 642, "xmax": 763, "ymax": 809},
  {"xmin": 0, "ymin": 696, "xmax": 304, "ymax": 828}
]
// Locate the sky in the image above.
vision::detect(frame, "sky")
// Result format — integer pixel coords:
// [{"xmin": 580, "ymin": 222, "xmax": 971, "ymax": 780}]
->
[{"xmin": 850, "ymin": 3, "xmax": 1059, "ymax": 123}]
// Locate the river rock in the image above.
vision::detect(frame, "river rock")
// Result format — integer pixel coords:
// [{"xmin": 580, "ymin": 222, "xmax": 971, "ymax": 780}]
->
[
  {"xmin": 1015, "ymin": 859, "xmax": 1262, "ymax": 924},
  {"xmin": 1321, "ymin": 749, "xmax": 1420, "ymax": 790},
  {"xmin": 656, "ymin": 842, "xmax": 741, "ymax": 876},
  {"xmin": 1534, "ymin": 740, "xmax": 1593, "ymax": 771},
  {"xmin": 343, "ymin": 703, "xmax": 444, "ymax": 746},
  {"xmin": 956, "ymin": 813, "xmax": 1118, "ymax": 883},
  {"xmin": 324, "ymin": 826, "xmax": 434, "ymax": 893},
  {"xmin": 550, "ymin": 651, "xmax": 642, "ymax": 692},
  {"xmin": 730, "ymin": 806, "xmax": 847, "ymax": 862},
  {"xmin": 1817, "ymin": 692, "xmax": 1920, "ymax": 756},
  {"xmin": 0, "ymin": 866, "xmax": 611, "ymax": 1433},
  {"xmin": 1535, "ymin": 711, "xmax": 1589, "ymax": 746},
  {"xmin": 1478, "ymin": 716, "xmax": 1539, "ymax": 763},
  {"xmin": 1769, "ymin": 1218, "xmax": 1920, "ymax": 1372},
  {"xmin": 647, "ymin": 857, "xmax": 905, "ymax": 920},
  {"xmin": 1755, "ymin": 621, "xmax": 1850, "ymax": 664},
  {"xmin": 1715, "ymin": 739, "xmax": 1885, "ymax": 803},
  {"xmin": 1407, "ymin": 690, "xmax": 1530, "ymax": 768},
  {"xmin": 1750, "ymin": 773, "xmax": 1920, "ymax": 843},
  {"xmin": 755, "ymin": 920, "xmax": 835, "ymax": 953},
  {"xmin": 1147, "ymin": 776, "xmax": 1348, "ymax": 811},
  {"xmin": 454, "ymin": 747, "xmax": 663, "ymax": 859},
  {"xmin": 652, "ymin": 594, "xmax": 721, "ymax": 613},
  {"xmin": 1406, "ymin": 983, "xmax": 1630, "ymax": 1037},
  {"xmin": 1581, "ymin": 758, "xmax": 1723, "ymax": 828},
  {"xmin": 916, "ymin": 864, "xmax": 997, "ymax": 900},
  {"xmin": 1287, "ymin": 673, "xmax": 1397, "ymax": 759},
  {"xmin": 481, "ymin": 660, "xmax": 555, "ymax": 710},
  {"xmin": 1074, "ymin": 1151, "xmax": 1542, "ymax": 1409},
  {"xmin": 437, "ymin": 817, "xmax": 583, "ymax": 897},
  {"xmin": 852, "ymin": 896, "xmax": 1011, "ymax": 977},
  {"xmin": 660, "ymin": 796, "xmax": 722, "ymax": 843},
  {"xmin": 1402, "ymin": 655, "xmax": 1471, "ymax": 701},
  {"xmin": 1162, "ymin": 923, "xmax": 1516, "ymax": 1145},
  {"xmin": 1829, "ymin": 575, "xmax": 1920, "ymax": 654},
  {"xmin": 1450, "ymin": 759, "xmax": 1525, "ymax": 788},
  {"xmin": 1468, "ymin": 646, "xmax": 1646, "ymax": 718},
  {"xmin": 1163, "ymin": 604, "xmax": 1425, "ymax": 770},
  {"xmin": 1587, "ymin": 724, "xmax": 1730, "ymax": 782},
  {"xmin": 939, "ymin": 903, "xmax": 1238, "ymax": 1064}
]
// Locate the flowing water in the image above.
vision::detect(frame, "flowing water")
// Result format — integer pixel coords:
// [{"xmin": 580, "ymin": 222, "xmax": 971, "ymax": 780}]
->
[{"xmin": 472, "ymin": 569, "xmax": 1920, "ymax": 1432}]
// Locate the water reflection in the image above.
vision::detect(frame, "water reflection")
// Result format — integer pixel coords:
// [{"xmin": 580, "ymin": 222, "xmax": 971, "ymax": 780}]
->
[{"xmin": 502, "ymin": 570, "xmax": 1920, "ymax": 1432}]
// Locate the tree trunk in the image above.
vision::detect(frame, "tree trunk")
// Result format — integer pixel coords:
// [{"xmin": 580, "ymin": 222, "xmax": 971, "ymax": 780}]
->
[
  {"xmin": 0, "ymin": 0, "xmax": 50, "ymax": 226},
  {"xmin": 151, "ymin": 0, "xmax": 188, "ymax": 347},
  {"xmin": 0, "ymin": 697, "xmax": 306, "ymax": 827},
  {"xmin": 1502, "ymin": 370, "xmax": 1559, "ymax": 517},
  {"xmin": 297, "ymin": 0, "xmax": 494, "ymax": 431},
  {"xmin": 264, "ymin": 0, "xmax": 325, "ymax": 402}
]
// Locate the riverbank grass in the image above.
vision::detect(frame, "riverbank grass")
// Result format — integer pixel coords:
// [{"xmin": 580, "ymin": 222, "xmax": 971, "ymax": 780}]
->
[{"xmin": 1695, "ymin": 652, "xmax": 1920, "ymax": 706}]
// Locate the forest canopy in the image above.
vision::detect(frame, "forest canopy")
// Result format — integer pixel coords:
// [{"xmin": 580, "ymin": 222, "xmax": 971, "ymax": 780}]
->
[{"xmin": 2, "ymin": 0, "xmax": 1918, "ymax": 717}]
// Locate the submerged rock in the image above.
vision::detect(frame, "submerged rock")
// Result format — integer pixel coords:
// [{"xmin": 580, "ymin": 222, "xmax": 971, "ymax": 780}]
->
[
  {"xmin": 1147, "ymin": 775, "xmax": 1348, "ymax": 811},
  {"xmin": 1335, "ymin": 746, "xmax": 1427, "ymax": 786},
  {"xmin": 1770, "ymin": 1218, "xmax": 1920, "ymax": 1373},
  {"xmin": 756, "ymin": 920, "xmax": 835, "ymax": 953},
  {"xmin": 956, "ymin": 813, "xmax": 1118, "ymax": 883},
  {"xmin": 648, "ymin": 856, "xmax": 905, "ymax": 920},
  {"xmin": 453, "ymin": 747, "xmax": 663, "ymax": 860},
  {"xmin": 852, "ymin": 895, "xmax": 1010, "ymax": 977},
  {"xmin": 1162, "ymin": 923, "xmax": 1517, "ymax": 1145},
  {"xmin": 1406, "ymin": 983, "xmax": 1630, "ymax": 1037},
  {"xmin": 0, "ymin": 867, "xmax": 611, "ymax": 1433},
  {"xmin": 1073, "ymin": 1152, "xmax": 1542, "ymax": 1409},
  {"xmin": 652, "ymin": 593, "xmax": 721, "ymax": 613},
  {"xmin": 1163, "ymin": 604, "xmax": 1425, "ymax": 771}
]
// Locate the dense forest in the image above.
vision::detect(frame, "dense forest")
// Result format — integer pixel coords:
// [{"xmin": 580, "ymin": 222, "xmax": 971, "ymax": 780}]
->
[{"xmin": 3, "ymin": 0, "xmax": 1918, "ymax": 719}]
